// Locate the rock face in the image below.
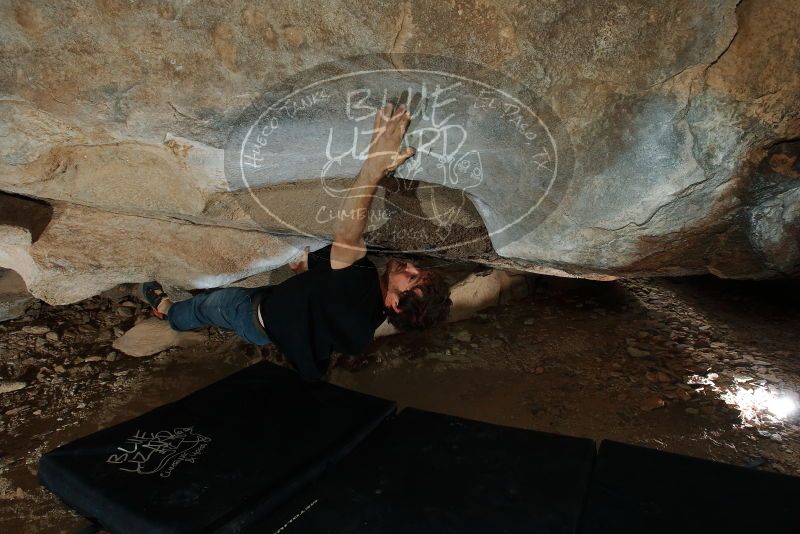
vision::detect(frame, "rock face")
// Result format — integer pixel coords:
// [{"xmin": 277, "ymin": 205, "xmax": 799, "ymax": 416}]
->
[
  {"xmin": 1, "ymin": 0, "xmax": 798, "ymax": 303},
  {"xmin": 0, "ymin": 193, "xmax": 318, "ymax": 304},
  {"xmin": 0, "ymin": 268, "xmax": 34, "ymax": 322}
]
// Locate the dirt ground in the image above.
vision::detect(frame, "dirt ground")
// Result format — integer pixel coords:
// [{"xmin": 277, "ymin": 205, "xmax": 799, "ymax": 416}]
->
[{"xmin": 1, "ymin": 274, "xmax": 798, "ymax": 532}]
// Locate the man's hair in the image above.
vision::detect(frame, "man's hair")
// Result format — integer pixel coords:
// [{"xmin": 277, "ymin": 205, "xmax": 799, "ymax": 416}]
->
[{"xmin": 386, "ymin": 270, "xmax": 452, "ymax": 331}]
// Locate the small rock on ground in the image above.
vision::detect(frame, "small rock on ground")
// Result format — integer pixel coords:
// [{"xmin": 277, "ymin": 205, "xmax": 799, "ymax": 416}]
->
[
  {"xmin": 450, "ymin": 330, "xmax": 472, "ymax": 343},
  {"xmin": 640, "ymin": 396, "xmax": 665, "ymax": 411},
  {"xmin": 0, "ymin": 381, "xmax": 26, "ymax": 394},
  {"xmin": 112, "ymin": 318, "xmax": 206, "ymax": 357},
  {"xmin": 627, "ymin": 346, "xmax": 651, "ymax": 358},
  {"xmin": 21, "ymin": 325, "xmax": 50, "ymax": 335}
]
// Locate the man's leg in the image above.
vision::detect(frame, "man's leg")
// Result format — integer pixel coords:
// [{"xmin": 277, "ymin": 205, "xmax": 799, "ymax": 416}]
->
[
  {"xmin": 167, "ymin": 287, "xmax": 270, "ymax": 345},
  {"xmin": 167, "ymin": 288, "xmax": 237, "ymax": 331}
]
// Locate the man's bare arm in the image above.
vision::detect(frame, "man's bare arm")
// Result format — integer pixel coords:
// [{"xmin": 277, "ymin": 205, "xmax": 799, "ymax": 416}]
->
[
  {"xmin": 330, "ymin": 101, "xmax": 415, "ymax": 269},
  {"xmin": 288, "ymin": 246, "xmax": 309, "ymax": 274}
]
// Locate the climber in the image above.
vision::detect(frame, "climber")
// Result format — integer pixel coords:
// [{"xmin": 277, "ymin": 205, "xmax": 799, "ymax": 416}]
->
[{"xmin": 139, "ymin": 99, "xmax": 452, "ymax": 381}]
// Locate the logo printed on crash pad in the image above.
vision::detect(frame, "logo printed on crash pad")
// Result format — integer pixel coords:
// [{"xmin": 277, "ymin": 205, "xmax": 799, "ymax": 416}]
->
[{"xmin": 106, "ymin": 427, "xmax": 211, "ymax": 478}]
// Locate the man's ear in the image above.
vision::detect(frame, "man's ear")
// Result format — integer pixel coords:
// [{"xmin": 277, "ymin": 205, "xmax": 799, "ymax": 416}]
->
[{"xmin": 388, "ymin": 292, "xmax": 401, "ymax": 314}]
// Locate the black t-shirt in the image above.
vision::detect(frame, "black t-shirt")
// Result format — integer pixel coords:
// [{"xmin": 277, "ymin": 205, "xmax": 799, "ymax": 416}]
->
[{"xmin": 257, "ymin": 245, "xmax": 386, "ymax": 381}]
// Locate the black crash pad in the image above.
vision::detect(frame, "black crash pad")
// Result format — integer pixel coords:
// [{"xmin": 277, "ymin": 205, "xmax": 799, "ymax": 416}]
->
[
  {"xmin": 38, "ymin": 362, "xmax": 396, "ymax": 534},
  {"xmin": 579, "ymin": 440, "xmax": 800, "ymax": 534},
  {"xmin": 250, "ymin": 408, "xmax": 597, "ymax": 533}
]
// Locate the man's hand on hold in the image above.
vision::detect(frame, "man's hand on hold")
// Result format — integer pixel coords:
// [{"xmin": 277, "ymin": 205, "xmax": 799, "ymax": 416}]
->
[
  {"xmin": 331, "ymin": 93, "xmax": 420, "ymax": 269},
  {"xmin": 361, "ymin": 101, "xmax": 416, "ymax": 180}
]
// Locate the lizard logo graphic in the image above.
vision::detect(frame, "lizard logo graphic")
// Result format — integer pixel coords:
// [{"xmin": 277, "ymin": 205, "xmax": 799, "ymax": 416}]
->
[{"xmin": 106, "ymin": 427, "xmax": 211, "ymax": 478}]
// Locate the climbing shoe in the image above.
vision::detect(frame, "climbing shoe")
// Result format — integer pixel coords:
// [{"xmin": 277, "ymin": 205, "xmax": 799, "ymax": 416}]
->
[{"xmin": 140, "ymin": 281, "xmax": 167, "ymax": 320}]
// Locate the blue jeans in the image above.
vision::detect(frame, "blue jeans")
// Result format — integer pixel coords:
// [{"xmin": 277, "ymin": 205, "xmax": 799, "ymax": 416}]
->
[{"xmin": 168, "ymin": 287, "xmax": 271, "ymax": 346}]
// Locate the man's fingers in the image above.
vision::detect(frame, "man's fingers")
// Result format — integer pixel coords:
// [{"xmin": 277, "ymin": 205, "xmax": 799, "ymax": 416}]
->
[
  {"xmin": 388, "ymin": 146, "xmax": 417, "ymax": 172},
  {"xmin": 382, "ymin": 102, "xmax": 393, "ymax": 122},
  {"xmin": 374, "ymin": 99, "xmax": 413, "ymax": 136},
  {"xmin": 388, "ymin": 103, "xmax": 412, "ymax": 136},
  {"xmin": 395, "ymin": 104, "xmax": 411, "ymax": 126},
  {"xmin": 383, "ymin": 147, "xmax": 416, "ymax": 177},
  {"xmin": 371, "ymin": 104, "xmax": 383, "ymax": 136},
  {"xmin": 399, "ymin": 146, "xmax": 416, "ymax": 162},
  {"xmin": 400, "ymin": 106, "xmax": 412, "ymax": 135},
  {"xmin": 373, "ymin": 102, "xmax": 393, "ymax": 134},
  {"xmin": 398, "ymin": 90, "xmax": 410, "ymax": 109}
]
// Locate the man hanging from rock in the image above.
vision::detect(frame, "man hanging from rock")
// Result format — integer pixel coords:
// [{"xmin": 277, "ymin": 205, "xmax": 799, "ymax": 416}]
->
[{"xmin": 139, "ymin": 98, "xmax": 452, "ymax": 381}]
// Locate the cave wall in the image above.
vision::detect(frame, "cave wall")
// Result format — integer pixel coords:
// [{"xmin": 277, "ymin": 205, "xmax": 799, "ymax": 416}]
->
[{"xmin": 1, "ymin": 0, "xmax": 798, "ymax": 304}]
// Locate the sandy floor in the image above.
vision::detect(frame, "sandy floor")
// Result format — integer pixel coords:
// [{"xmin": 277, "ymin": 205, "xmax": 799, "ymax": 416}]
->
[{"xmin": 1, "ymin": 274, "xmax": 798, "ymax": 532}]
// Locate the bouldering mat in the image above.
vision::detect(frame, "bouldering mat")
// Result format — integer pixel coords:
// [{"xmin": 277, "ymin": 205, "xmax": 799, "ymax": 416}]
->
[
  {"xmin": 38, "ymin": 361, "xmax": 396, "ymax": 533},
  {"xmin": 579, "ymin": 439, "xmax": 800, "ymax": 534},
  {"xmin": 250, "ymin": 408, "xmax": 596, "ymax": 533}
]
